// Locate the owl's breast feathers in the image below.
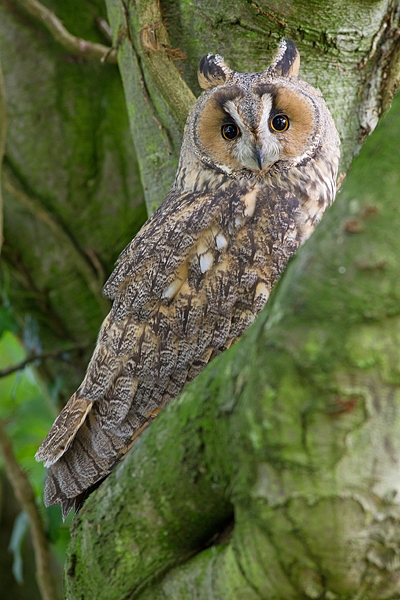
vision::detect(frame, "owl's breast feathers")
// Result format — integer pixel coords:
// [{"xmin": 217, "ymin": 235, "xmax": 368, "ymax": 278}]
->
[{"xmin": 36, "ymin": 178, "xmax": 330, "ymax": 518}]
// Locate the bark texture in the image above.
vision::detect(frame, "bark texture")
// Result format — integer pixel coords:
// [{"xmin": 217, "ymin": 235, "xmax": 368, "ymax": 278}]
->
[
  {"xmin": 0, "ymin": 0, "xmax": 146, "ymax": 398},
  {"xmin": 106, "ymin": 0, "xmax": 400, "ymax": 210}
]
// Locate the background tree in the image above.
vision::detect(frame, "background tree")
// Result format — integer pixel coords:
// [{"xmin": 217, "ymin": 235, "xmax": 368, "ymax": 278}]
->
[{"xmin": 0, "ymin": 0, "xmax": 400, "ymax": 599}]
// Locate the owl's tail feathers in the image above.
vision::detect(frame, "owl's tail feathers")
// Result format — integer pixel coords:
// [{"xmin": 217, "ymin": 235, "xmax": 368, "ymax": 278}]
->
[
  {"xmin": 44, "ymin": 470, "xmax": 107, "ymax": 521},
  {"xmin": 35, "ymin": 392, "xmax": 93, "ymax": 468},
  {"xmin": 41, "ymin": 405, "xmax": 164, "ymax": 519}
]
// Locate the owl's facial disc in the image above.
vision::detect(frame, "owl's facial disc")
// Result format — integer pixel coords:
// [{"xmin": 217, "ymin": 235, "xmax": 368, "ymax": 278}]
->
[
  {"xmin": 196, "ymin": 81, "xmax": 317, "ymax": 175},
  {"xmin": 257, "ymin": 84, "xmax": 317, "ymax": 167},
  {"xmin": 255, "ymin": 94, "xmax": 284, "ymax": 169}
]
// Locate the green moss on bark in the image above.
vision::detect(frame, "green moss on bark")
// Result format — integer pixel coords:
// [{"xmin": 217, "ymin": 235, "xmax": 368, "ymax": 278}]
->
[
  {"xmin": 0, "ymin": 0, "xmax": 145, "ymax": 393},
  {"xmin": 65, "ymin": 92, "xmax": 400, "ymax": 600}
]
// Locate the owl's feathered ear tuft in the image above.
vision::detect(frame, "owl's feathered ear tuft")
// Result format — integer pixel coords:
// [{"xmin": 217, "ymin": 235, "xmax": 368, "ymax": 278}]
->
[
  {"xmin": 267, "ymin": 39, "xmax": 300, "ymax": 78},
  {"xmin": 198, "ymin": 54, "xmax": 233, "ymax": 90}
]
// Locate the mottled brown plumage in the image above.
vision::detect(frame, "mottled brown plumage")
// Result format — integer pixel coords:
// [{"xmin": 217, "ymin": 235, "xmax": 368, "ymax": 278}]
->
[{"xmin": 36, "ymin": 39, "xmax": 340, "ymax": 518}]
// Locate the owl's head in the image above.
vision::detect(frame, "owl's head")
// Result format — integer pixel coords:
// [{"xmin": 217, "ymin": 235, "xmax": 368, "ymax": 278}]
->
[{"xmin": 181, "ymin": 39, "xmax": 339, "ymax": 181}]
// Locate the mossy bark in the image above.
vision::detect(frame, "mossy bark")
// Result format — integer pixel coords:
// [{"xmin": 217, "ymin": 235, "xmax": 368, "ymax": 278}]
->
[
  {"xmin": 65, "ymin": 69, "xmax": 400, "ymax": 600},
  {"xmin": 107, "ymin": 0, "xmax": 400, "ymax": 210},
  {"xmin": 0, "ymin": 58, "xmax": 6, "ymax": 253},
  {"xmin": 0, "ymin": 0, "xmax": 146, "ymax": 398}
]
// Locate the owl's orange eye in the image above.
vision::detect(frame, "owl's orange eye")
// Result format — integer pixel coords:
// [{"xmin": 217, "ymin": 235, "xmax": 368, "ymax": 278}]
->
[
  {"xmin": 221, "ymin": 123, "xmax": 240, "ymax": 140},
  {"xmin": 270, "ymin": 114, "xmax": 290, "ymax": 132}
]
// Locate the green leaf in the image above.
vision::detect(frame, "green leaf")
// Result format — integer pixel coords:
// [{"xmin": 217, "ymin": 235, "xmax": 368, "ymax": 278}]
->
[{"xmin": 8, "ymin": 511, "xmax": 29, "ymax": 585}]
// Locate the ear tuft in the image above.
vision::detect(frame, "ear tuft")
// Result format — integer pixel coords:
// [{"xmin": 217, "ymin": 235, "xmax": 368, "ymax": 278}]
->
[
  {"xmin": 267, "ymin": 39, "xmax": 300, "ymax": 78},
  {"xmin": 198, "ymin": 54, "xmax": 233, "ymax": 90}
]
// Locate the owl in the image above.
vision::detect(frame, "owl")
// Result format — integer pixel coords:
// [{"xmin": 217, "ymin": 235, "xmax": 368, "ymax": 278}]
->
[{"xmin": 36, "ymin": 39, "xmax": 340, "ymax": 519}]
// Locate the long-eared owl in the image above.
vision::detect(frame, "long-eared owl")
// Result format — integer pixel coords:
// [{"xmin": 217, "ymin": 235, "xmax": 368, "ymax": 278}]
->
[{"xmin": 36, "ymin": 39, "xmax": 340, "ymax": 518}]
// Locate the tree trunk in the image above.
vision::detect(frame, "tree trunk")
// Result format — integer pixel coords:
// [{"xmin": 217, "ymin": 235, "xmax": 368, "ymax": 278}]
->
[
  {"xmin": 65, "ymin": 91, "xmax": 400, "ymax": 598},
  {"xmin": 106, "ymin": 0, "xmax": 400, "ymax": 207}
]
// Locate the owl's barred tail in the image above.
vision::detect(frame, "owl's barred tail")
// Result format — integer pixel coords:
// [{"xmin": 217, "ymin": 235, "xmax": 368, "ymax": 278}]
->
[
  {"xmin": 35, "ymin": 392, "xmax": 93, "ymax": 468},
  {"xmin": 44, "ymin": 468, "xmax": 107, "ymax": 520},
  {"xmin": 39, "ymin": 401, "xmax": 162, "ymax": 518}
]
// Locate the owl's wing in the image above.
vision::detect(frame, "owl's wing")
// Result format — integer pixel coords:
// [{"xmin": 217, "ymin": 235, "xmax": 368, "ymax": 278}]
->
[
  {"xmin": 36, "ymin": 182, "xmax": 272, "ymax": 516},
  {"xmin": 35, "ymin": 394, "xmax": 92, "ymax": 467},
  {"xmin": 102, "ymin": 186, "xmax": 228, "ymax": 309},
  {"xmin": 36, "ymin": 188, "xmax": 219, "ymax": 460}
]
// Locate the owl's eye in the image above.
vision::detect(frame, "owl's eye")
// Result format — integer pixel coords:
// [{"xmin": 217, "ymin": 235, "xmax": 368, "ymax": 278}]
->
[
  {"xmin": 221, "ymin": 123, "xmax": 240, "ymax": 140},
  {"xmin": 270, "ymin": 114, "xmax": 290, "ymax": 132}
]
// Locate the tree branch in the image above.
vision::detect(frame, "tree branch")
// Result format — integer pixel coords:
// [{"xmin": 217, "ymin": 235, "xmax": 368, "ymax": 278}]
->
[
  {"xmin": 11, "ymin": 0, "xmax": 117, "ymax": 63},
  {"xmin": 0, "ymin": 420, "xmax": 60, "ymax": 600},
  {"xmin": 125, "ymin": 0, "xmax": 196, "ymax": 129},
  {"xmin": 0, "ymin": 345, "xmax": 84, "ymax": 378},
  {"xmin": 3, "ymin": 167, "xmax": 110, "ymax": 315},
  {"xmin": 105, "ymin": 0, "xmax": 193, "ymax": 211}
]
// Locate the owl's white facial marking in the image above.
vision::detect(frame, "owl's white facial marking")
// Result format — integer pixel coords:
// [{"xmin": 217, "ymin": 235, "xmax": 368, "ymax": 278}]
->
[
  {"xmin": 223, "ymin": 96, "xmax": 283, "ymax": 172},
  {"xmin": 257, "ymin": 95, "xmax": 281, "ymax": 168},
  {"xmin": 223, "ymin": 100, "xmax": 261, "ymax": 171}
]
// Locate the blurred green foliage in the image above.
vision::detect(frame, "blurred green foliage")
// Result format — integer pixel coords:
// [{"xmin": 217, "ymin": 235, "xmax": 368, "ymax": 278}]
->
[
  {"xmin": 0, "ymin": 331, "xmax": 53, "ymax": 489},
  {"xmin": 0, "ymin": 324, "xmax": 72, "ymax": 590}
]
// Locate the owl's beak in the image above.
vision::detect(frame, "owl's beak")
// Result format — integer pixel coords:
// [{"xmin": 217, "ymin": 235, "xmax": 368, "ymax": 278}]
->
[
  {"xmin": 239, "ymin": 143, "xmax": 268, "ymax": 171},
  {"xmin": 253, "ymin": 141, "xmax": 279, "ymax": 171},
  {"xmin": 254, "ymin": 146, "xmax": 263, "ymax": 170}
]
